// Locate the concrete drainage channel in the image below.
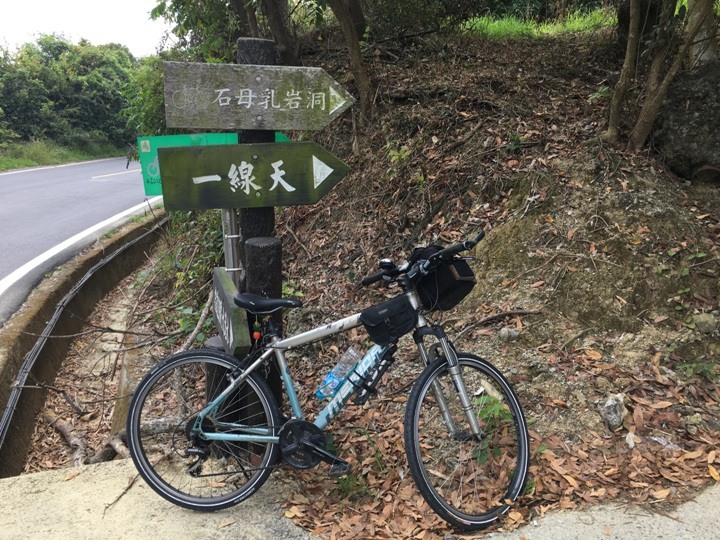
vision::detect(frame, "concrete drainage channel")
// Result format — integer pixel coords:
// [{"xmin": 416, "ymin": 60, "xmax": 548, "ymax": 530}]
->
[{"xmin": 0, "ymin": 212, "xmax": 169, "ymax": 477}]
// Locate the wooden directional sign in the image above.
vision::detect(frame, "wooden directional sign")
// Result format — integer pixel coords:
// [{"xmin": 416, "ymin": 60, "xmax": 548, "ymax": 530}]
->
[
  {"xmin": 163, "ymin": 61, "xmax": 355, "ymax": 131},
  {"xmin": 158, "ymin": 142, "xmax": 351, "ymax": 211},
  {"xmin": 212, "ymin": 268, "xmax": 251, "ymax": 356},
  {"xmin": 137, "ymin": 132, "xmax": 289, "ymax": 196}
]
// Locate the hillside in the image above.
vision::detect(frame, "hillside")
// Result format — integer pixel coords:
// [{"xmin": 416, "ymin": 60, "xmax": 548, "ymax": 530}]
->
[
  {"xmin": 273, "ymin": 30, "xmax": 720, "ymax": 536},
  {"xmin": 24, "ymin": 30, "xmax": 719, "ymax": 539}
]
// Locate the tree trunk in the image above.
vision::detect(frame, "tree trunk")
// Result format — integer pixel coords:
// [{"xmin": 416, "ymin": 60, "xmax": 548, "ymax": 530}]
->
[
  {"xmin": 687, "ymin": 0, "xmax": 718, "ymax": 67},
  {"xmin": 326, "ymin": 0, "xmax": 374, "ymax": 122},
  {"xmin": 627, "ymin": 1, "xmax": 712, "ymax": 151},
  {"xmin": 241, "ymin": 0, "xmax": 260, "ymax": 38},
  {"xmin": 260, "ymin": 0, "xmax": 299, "ymax": 65},
  {"xmin": 346, "ymin": 0, "xmax": 368, "ymax": 38},
  {"xmin": 601, "ymin": 0, "xmax": 641, "ymax": 143},
  {"xmin": 645, "ymin": 0, "xmax": 677, "ymax": 96}
]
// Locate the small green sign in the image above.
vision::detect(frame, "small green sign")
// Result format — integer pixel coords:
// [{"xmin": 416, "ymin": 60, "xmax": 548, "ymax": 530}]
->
[
  {"xmin": 138, "ymin": 132, "xmax": 289, "ymax": 196},
  {"xmin": 158, "ymin": 142, "xmax": 351, "ymax": 211}
]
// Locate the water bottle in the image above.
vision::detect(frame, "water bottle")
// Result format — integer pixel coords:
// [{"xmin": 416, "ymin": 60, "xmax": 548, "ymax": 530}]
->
[{"xmin": 316, "ymin": 346, "xmax": 362, "ymax": 399}]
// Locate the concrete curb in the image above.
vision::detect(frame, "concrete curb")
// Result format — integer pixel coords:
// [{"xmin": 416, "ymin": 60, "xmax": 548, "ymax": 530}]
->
[
  {"xmin": 486, "ymin": 484, "xmax": 719, "ymax": 539},
  {"xmin": 0, "ymin": 211, "xmax": 167, "ymax": 476},
  {"xmin": 0, "ymin": 459, "xmax": 311, "ymax": 540}
]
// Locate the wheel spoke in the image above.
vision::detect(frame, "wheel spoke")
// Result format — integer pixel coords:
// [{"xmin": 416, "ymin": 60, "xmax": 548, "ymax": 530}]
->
[
  {"xmin": 126, "ymin": 350, "xmax": 280, "ymax": 511},
  {"xmin": 405, "ymin": 354, "xmax": 529, "ymax": 530}
]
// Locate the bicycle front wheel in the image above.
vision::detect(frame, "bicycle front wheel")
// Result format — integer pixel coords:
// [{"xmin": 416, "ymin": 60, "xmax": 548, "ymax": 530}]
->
[
  {"xmin": 404, "ymin": 353, "xmax": 529, "ymax": 530},
  {"xmin": 126, "ymin": 349, "xmax": 281, "ymax": 511}
]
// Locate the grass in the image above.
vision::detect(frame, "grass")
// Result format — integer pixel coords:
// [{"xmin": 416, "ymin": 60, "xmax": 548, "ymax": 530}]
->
[
  {"xmin": 466, "ymin": 8, "xmax": 615, "ymax": 39},
  {"xmin": 0, "ymin": 139, "xmax": 123, "ymax": 172}
]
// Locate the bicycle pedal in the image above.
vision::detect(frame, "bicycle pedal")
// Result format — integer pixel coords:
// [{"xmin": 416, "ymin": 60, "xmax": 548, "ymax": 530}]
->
[{"xmin": 328, "ymin": 461, "xmax": 351, "ymax": 477}]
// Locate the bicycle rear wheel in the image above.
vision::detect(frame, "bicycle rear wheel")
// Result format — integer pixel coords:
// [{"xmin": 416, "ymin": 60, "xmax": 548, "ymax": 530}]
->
[
  {"xmin": 126, "ymin": 349, "xmax": 281, "ymax": 511},
  {"xmin": 404, "ymin": 352, "xmax": 529, "ymax": 530}
]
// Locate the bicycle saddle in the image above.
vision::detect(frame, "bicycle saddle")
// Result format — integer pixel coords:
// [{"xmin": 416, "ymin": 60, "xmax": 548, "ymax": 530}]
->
[{"xmin": 233, "ymin": 293, "xmax": 302, "ymax": 314}]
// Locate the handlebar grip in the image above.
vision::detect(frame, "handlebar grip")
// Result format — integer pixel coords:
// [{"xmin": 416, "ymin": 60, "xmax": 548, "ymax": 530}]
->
[
  {"xmin": 430, "ymin": 230, "xmax": 485, "ymax": 261},
  {"xmin": 467, "ymin": 230, "xmax": 485, "ymax": 247},
  {"xmin": 361, "ymin": 271, "xmax": 386, "ymax": 286}
]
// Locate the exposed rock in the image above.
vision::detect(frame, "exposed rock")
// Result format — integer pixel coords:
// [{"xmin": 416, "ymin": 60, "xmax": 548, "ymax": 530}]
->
[
  {"xmin": 694, "ymin": 313, "xmax": 718, "ymax": 335},
  {"xmin": 654, "ymin": 61, "xmax": 720, "ymax": 182},
  {"xmin": 600, "ymin": 393, "xmax": 628, "ymax": 431}
]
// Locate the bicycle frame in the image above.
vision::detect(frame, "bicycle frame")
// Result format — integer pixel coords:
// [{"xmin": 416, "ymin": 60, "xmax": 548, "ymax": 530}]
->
[{"xmin": 194, "ymin": 289, "xmax": 481, "ymax": 445}]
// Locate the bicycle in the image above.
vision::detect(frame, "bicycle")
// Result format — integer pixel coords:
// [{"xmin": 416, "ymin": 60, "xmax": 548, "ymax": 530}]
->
[{"xmin": 126, "ymin": 231, "xmax": 530, "ymax": 531}]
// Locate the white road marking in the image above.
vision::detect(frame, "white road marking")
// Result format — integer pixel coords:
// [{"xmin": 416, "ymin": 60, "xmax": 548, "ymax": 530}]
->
[
  {"xmin": 0, "ymin": 196, "xmax": 163, "ymax": 297},
  {"xmin": 91, "ymin": 169, "xmax": 141, "ymax": 179}
]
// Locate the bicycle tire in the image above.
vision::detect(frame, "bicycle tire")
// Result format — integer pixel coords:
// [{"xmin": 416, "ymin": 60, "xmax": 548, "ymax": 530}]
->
[
  {"xmin": 404, "ymin": 352, "xmax": 529, "ymax": 530},
  {"xmin": 126, "ymin": 349, "xmax": 281, "ymax": 511}
]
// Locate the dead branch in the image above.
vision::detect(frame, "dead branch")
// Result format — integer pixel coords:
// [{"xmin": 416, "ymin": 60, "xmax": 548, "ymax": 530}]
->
[
  {"xmin": 177, "ymin": 289, "xmax": 214, "ymax": 353},
  {"xmin": 86, "ymin": 431, "xmax": 130, "ymax": 464},
  {"xmin": 43, "ymin": 410, "xmax": 87, "ymax": 467},
  {"xmin": 456, "ymin": 309, "xmax": 542, "ymax": 341},
  {"xmin": 284, "ymin": 222, "xmax": 314, "ymax": 259}
]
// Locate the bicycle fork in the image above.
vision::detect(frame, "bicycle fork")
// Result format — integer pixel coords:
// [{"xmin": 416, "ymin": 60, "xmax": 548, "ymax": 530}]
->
[{"xmin": 416, "ymin": 329, "xmax": 483, "ymax": 440}]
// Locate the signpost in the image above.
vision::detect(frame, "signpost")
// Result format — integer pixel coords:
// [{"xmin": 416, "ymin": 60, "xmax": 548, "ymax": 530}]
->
[
  {"xmin": 163, "ymin": 61, "xmax": 355, "ymax": 131},
  {"xmin": 212, "ymin": 268, "xmax": 251, "ymax": 356},
  {"xmin": 158, "ymin": 142, "xmax": 351, "ymax": 211},
  {"xmin": 159, "ymin": 41, "xmax": 354, "ymax": 363}
]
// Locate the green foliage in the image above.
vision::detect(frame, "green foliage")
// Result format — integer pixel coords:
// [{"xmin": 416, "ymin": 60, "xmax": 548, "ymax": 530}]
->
[
  {"xmin": 588, "ymin": 84, "xmax": 613, "ymax": 102},
  {"xmin": 0, "ymin": 138, "xmax": 119, "ymax": 171},
  {"xmin": 282, "ymin": 281, "xmax": 305, "ymax": 298},
  {"xmin": 466, "ymin": 7, "xmax": 614, "ymax": 38},
  {"xmin": 164, "ymin": 211, "xmax": 224, "ymax": 301},
  {"xmin": 150, "ymin": 0, "xmax": 250, "ymax": 62},
  {"xmin": 122, "ymin": 55, "xmax": 169, "ymax": 136},
  {"xmin": 473, "ymin": 393, "xmax": 513, "ymax": 465},
  {"xmin": 677, "ymin": 360, "xmax": 718, "ymax": 381},
  {"xmin": 0, "ymin": 35, "xmax": 136, "ymax": 150}
]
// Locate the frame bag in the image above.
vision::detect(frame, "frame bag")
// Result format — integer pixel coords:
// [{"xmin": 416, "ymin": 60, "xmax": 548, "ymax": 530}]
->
[{"xmin": 360, "ymin": 295, "xmax": 418, "ymax": 346}]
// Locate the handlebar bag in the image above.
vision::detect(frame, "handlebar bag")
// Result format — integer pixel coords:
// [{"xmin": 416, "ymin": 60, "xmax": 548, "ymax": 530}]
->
[
  {"xmin": 360, "ymin": 295, "xmax": 418, "ymax": 346},
  {"xmin": 411, "ymin": 246, "xmax": 477, "ymax": 311}
]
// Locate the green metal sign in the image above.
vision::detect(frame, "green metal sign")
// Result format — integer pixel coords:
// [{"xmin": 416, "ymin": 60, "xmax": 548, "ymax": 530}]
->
[
  {"xmin": 212, "ymin": 268, "xmax": 251, "ymax": 356},
  {"xmin": 158, "ymin": 142, "xmax": 351, "ymax": 211},
  {"xmin": 138, "ymin": 132, "xmax": 289, "ymax": 196},
  {"xmin": 163, "ymin": 61, "xmax": 355, "ymax": 131}
]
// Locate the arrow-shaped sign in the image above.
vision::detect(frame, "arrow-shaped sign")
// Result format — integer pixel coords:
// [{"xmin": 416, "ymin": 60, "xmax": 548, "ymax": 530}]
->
[
  {"xmin": 163, "ymin": 61, "xmax": 355, "ymax": 131},
  {"xmin": 158, "ymin": 142, "xmax": 351, "ymax": 211}
]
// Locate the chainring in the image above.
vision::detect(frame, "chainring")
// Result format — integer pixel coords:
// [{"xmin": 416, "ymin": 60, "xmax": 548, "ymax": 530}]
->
[{"xmin": 278, "ymin": 419, "xmax": 326, "ymax": 469}]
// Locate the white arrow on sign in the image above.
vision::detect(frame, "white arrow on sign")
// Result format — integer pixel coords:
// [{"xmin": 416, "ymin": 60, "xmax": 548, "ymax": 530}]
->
[{"xmin": 313, "ymin": 156, "xmax": 334, "ymax": 189}]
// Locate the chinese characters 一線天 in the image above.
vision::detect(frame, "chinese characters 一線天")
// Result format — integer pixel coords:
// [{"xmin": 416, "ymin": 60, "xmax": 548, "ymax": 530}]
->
[{"xmin": 228, "ymin": 160, "xmax": 295, "ymax": 195}]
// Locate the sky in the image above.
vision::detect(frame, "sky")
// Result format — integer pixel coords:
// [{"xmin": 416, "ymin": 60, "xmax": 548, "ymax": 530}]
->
[{"xmin": 0, "ymin": 0, "xmax": 173, "ymax": 57}]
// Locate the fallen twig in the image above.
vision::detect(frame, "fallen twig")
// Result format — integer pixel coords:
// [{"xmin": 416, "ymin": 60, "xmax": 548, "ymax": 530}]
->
[
  {"xmin": 43, "ymin": 410, "xmax": 87, "ymax": 467},
  {"xmin": 456, "ymin": 309, "xmax": 542, "ymax": 341},
  {"xmin": 177, "ymin": 289, "xmax": 214, "ymax": 353}
]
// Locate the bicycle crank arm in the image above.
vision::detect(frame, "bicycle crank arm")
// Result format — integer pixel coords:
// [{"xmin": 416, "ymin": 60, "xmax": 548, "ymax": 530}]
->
[{"xmin": 301, "ymin": 439, "xmax": 351, "ymax": 477}]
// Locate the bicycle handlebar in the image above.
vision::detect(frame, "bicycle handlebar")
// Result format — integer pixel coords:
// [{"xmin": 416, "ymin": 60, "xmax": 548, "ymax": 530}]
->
[
  {"xmin": 427, "ymin": 230, "xmax": 485, "ymax": 262},
  {"xmin": 360, "ymin": 230, "xmax": 485, "ymax": 287},
  {"xmin": 361, "ymin": 270, "xmax": 387, "ymax": 287}
]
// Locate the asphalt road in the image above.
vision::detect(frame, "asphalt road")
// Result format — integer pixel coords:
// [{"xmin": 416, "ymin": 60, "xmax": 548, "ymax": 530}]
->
[{"xmin": 0, "ymin": 157, "xmax": 158, "ymax": 325}]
